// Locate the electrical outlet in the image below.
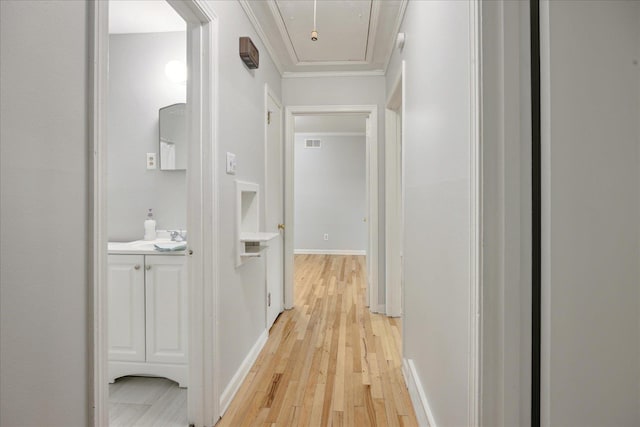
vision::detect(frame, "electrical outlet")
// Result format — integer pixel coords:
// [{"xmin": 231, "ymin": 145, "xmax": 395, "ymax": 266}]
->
[
  {"xmin": 226, "ymin": 152, "xmax": 236, "ymax": 174},
  {"xmin": 146, "ymin": 153, "xmax": 157, "ymax": 170},
  {"xmin": 324, "ymin": 233, "xmax": 329, "ymax": 241}
]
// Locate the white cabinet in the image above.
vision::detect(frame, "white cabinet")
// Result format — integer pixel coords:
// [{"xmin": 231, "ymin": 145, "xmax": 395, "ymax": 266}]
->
[
  {"xmin": 145, "ymin": 256, "xmax": 188, "ymax": 364},
  {"xmin": 108, "ymin": 254, "xmax": 188, "ymax": 387},
  {"xmin": 108, "ymin": 255, "xmax": 145, "ymax": 362}
]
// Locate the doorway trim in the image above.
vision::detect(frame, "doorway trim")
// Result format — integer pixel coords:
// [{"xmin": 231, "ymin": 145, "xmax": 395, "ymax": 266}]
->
[
  {"xmin": 385, "ymin": 61, "xmax": 405, "ymax": 318},
  {"xmin": 90, "ymin": 1, "xmax": 220, "ymax": 426},
  {"xmin": 283, "ymin": 105, "xmax": 378, "ymax": 310}
]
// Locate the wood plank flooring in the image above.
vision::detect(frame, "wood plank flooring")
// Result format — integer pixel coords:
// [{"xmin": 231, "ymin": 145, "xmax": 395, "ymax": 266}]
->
[
  {"xmin": 217, "ymin": 254, "xmax": 418, "ymax": 426},
  {"xmin": 109, "ymin": 376, "xmax": 187, "ymax": 427}
]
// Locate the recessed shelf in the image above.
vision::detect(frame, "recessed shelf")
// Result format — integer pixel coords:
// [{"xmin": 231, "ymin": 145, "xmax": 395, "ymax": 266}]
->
[
  {"xmin": 240, "ymin": 232, "xmax": 279, "ymax": 242},
  {"xmin": 236, "ymin": 181, "xmax": 279, "ymax": 266}
]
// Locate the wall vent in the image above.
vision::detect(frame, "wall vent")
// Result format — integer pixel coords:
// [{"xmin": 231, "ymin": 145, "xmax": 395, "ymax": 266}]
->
[{"xmin": 305, "ymin": 139, "xmax": 321, "ymax": 149}]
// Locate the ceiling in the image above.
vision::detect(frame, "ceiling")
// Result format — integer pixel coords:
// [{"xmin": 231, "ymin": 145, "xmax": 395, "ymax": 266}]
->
[
  {"xmin": 240, "ymin": 0, "xmax": 407, "ymax": 75},
  {"xmin": 109, "ymin": 0, "xmax": 185, "ymax": 34}
]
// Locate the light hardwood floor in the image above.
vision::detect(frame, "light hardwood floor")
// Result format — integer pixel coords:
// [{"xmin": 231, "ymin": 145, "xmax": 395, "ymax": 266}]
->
[
  {"xmin": 109, "ymin": 376, "xmax": 187, "ymax": 427},
  {"xmin": 217, "ymin": 254, "xmax": 418, "ymax": 426}
]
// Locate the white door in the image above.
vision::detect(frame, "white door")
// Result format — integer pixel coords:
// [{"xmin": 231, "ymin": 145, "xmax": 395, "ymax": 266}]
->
[
  {"xmin": 145, "ymin": 255, "xmax": 188, "ymax": 364},
  {"xmin": 265, "ymin": 87, "xmax": 284, "ymax": 330},
  {"xmin": 108, "ymin": 254, "xmax": 145, "ymax": 362}
]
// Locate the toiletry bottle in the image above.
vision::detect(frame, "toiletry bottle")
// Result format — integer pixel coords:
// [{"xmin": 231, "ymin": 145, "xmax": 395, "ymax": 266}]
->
[{"xmin": 144, "ymin": 209, "xmax": 157, "ymax": 241}]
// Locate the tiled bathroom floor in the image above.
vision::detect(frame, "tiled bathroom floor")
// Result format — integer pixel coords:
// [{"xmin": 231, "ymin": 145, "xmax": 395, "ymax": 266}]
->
[{"xmin": 109, "ymin": 376, "xmax": 187, "ymax": 427}]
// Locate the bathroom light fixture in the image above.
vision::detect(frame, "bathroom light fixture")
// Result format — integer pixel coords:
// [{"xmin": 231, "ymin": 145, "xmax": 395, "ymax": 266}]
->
[
  {"xmin": 311, "ymin": 0, "xmax": 318, "ymax": 41},
  {"xmin": 165, "ymin": 60, "xmax": 187, "ymax": 84}
]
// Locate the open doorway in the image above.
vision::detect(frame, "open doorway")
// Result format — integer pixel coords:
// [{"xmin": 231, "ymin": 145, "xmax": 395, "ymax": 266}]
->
[
  {"xmin": 291, "ymin": 113, "xmax": 369, "ymax": 309},
  {"xmin": 92, "ymin": 1, "xmax": 219, "ymax": 426},
  {"xmin": 106, "ymin": 2, "xmax": 189, "ymax": 425},
  {"xmin": 283, "ymin": 105, "xmax": 379, "ymax": 312}
]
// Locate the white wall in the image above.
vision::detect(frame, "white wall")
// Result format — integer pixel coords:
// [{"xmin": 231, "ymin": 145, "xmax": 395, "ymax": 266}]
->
[
  {"xmin": 294, "ymin": 133, "xmax": 366, "ymax": 252},
  {"xmin": 386, "ymin": 1, "xmax": 475, "ymax": 425},
  {"xmin": 540, "ymin": 1, "xmax": 640, "ymax": 425},
  {"xmin": 283, "ymin": 75, "xmax": 386, "ymax": 302},
  {"xmin": 205, "ymin": 0, "xmax": 283, "ymax": 394},
  {"xmin": 0, "ymin": 1, "xmax": 91, "ymax": 425},
  {"xmin": 108, "ymin": 32, "xmax": 187, "ymax": 241},
  {"xmin": 480, "ymin": 2, "xmax": 532, "ymax": 426}
]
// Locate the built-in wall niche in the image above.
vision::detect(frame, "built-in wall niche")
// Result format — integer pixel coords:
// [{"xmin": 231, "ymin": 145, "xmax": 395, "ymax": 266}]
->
[{"xmin": 236, "ymin": 181, "xmax": 278, "ymax": 266}]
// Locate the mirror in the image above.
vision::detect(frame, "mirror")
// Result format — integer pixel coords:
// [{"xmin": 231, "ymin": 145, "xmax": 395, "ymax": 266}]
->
[{"xmin": 159, "ymin": 103, "xmax": 187, "ymax": 170}]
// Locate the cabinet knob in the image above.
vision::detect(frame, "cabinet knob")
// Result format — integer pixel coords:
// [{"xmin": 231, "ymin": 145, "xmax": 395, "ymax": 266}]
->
[
  {"xmin": 134, "ymin": 264, "xmax": 141, "ymax": 270},
  {"xmin": 188, "ymin": 249, "xmax": 193, "ymax": 255},
  {"xmin": 277, "ymin": 223, "xmax": 285, "ymax": 231},
  {"xmin": 145, "ymin": 265, "xmax": 151, "ymax": 271}
]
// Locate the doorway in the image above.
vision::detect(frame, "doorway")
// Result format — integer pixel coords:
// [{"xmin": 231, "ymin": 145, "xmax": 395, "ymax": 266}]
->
[
  {"xmin": 106, "ymin": 2, "xmax": 189, "ymax": 425},
  {"xmin": 283, "ymin": 105, "xmax": 379, "ymax": 311},
  {"xmin": 91, "ymin": 1, "xmax": 219, "ymax": 426}
]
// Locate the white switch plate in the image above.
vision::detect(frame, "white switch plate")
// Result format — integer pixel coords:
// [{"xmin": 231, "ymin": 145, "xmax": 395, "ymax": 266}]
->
[
  {"xmin": 147, "ymin": 153, "xmax": 157, "ymax": 170},
  {"xmin": 324, "ymin": 233, "xmax": 329, "ymax": 241},
  {"xmin": 226, "ymin": 152, "xmax": 236, "ymax": 174}
]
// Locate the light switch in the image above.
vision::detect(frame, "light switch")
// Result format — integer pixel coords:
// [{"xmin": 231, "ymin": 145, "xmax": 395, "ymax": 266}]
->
[
  {"xmin": 147, "ymin": 153, "xmax": 157, "ymax": 170},
  {"xmin": 226, "ymin": 152, "xmax": 236, "ymax": 174}
]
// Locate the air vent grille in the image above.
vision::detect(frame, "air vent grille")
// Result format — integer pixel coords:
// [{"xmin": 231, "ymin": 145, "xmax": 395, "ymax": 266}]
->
[{"xmin": 305, "ymin": 139, "xmax": 321, "ymax": 149}]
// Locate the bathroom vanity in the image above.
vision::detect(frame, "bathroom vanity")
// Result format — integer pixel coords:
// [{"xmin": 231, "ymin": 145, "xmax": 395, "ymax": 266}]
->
[{"xmin": 107, "ymin": 240, "xmax": 188, "ymax": 387}]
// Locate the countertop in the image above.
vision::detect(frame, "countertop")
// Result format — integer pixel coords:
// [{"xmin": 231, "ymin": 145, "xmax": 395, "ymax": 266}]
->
[{"xmin": 108, "ymin": 239, "xmax": 187, "ymax": 256}]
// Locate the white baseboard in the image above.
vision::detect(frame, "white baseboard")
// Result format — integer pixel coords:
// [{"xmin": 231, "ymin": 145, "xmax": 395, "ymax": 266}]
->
[
  {"xmin": 294, "ymin": 249, "xmax": 366, "ymax": 256},
  {"xmin": 219, "ymin": 330, "xmax": 268, "ymax": 416},
  {"xmin": 403, "ymin": 358, "xmax": 437, "ymax": 427},
  {"xmin": 369, "ymin": 304, "xmax": 386, "ymax": 314}
]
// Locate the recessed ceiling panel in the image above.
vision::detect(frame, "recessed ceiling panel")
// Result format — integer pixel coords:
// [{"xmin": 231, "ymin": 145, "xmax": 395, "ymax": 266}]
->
[{"xmin": 275, "ymin": 0, "xmax": 372, "ymax": 62}]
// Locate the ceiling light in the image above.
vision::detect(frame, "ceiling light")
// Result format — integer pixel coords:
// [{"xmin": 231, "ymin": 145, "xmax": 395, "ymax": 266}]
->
[{"xmin": 311, "ymin": 0, "xmax": 318, "ymax": 41}]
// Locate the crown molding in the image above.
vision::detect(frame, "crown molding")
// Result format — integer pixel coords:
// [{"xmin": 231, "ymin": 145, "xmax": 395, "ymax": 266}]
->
[
  {"xmin": 383, "ymin": 0, "xmax": 408, "ymax": 75},
  {"xmin": 266, "ymin": 0, "xmax": 378, "ymax": 68},
  {"xmin": 239, "ymin": 0, "xmax": 407, "ymax": 78},
  {"xmin": 365, "ymin": 0, "xmax": 381, "ymax": 63},
  {"xmin": 282, "ymin": 69, "xmax": 385, "ymax": 79},
  {"xmin": 266, "ymin": 0, "xmax": 299, "ymax": 64},
  {"xmin": 238, "ymin": 0, "xmax": 284, "ymax": 75}
]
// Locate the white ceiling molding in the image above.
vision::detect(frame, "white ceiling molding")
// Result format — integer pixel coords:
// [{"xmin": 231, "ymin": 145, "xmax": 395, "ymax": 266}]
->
[
  {"xmin": 382, "ymin": 0, "xmax": 409, "ymax": 73},
  {"xmin": 364, "ymin": 0, "xmax": 381, "ymax": 64},
  {"xmin": 282, "ymin": 70, "xmax": 385, "ymax": 79},
  {"xmin": 238, "ymin": 0, "xmax": 285, "ymax": 75},
  {"xmin": 239, "ymin": 0, "xmax": 406, "ymax": 74},
  {"xmin": 267, "ymin": 0, "xmax": 300, "ymax": 64}
]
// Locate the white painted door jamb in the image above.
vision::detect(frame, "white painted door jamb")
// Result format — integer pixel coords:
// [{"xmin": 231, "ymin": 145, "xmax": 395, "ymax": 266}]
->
[
  {"xmin": 385, "ymin": 61, "xmax": 405, "ymax": 318},
  {"xmin": 284, "ymin": 105, "xmax": 378, "ymax": 311},
  {"xmin": 468, "ymin": 0, "xmax": 481, "ymax": 425}
]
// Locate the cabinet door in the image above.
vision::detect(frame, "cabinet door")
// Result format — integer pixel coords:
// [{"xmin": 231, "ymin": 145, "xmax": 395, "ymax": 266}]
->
[
  {"xmin": 108, "ymin": 254, "xmax": 145, "ymax": 362},
  {"xmin": 145, "ymin": 255, "xmax": 188, "ymax": 364}
]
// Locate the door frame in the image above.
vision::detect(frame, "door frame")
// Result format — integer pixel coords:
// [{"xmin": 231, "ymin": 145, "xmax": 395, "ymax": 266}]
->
[
  {"xmin": 264, "ymin": 83, "xmax": 284, "ymax": 327},
  {"xmin": 385, "ymin": 62, "xmax": 405, "ymax": 318},
  {"xmin": 283, "ymin": 105, "xmax": 378, "ymax": 310},
  {"xmin": 90, "ymin": 1, "xmax": 220, "ymax": 426}
]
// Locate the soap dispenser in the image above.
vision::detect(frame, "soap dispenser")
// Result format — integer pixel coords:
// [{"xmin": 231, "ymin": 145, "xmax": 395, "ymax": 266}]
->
[{"xmin": 144, "ymin": 208, "xmax": 157, "ymax": 241}]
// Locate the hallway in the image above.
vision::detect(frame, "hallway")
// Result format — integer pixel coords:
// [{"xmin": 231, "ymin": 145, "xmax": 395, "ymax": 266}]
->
[{"xmin": 217, "ymin": 255, "xmax": 418, "ymax": 426}]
